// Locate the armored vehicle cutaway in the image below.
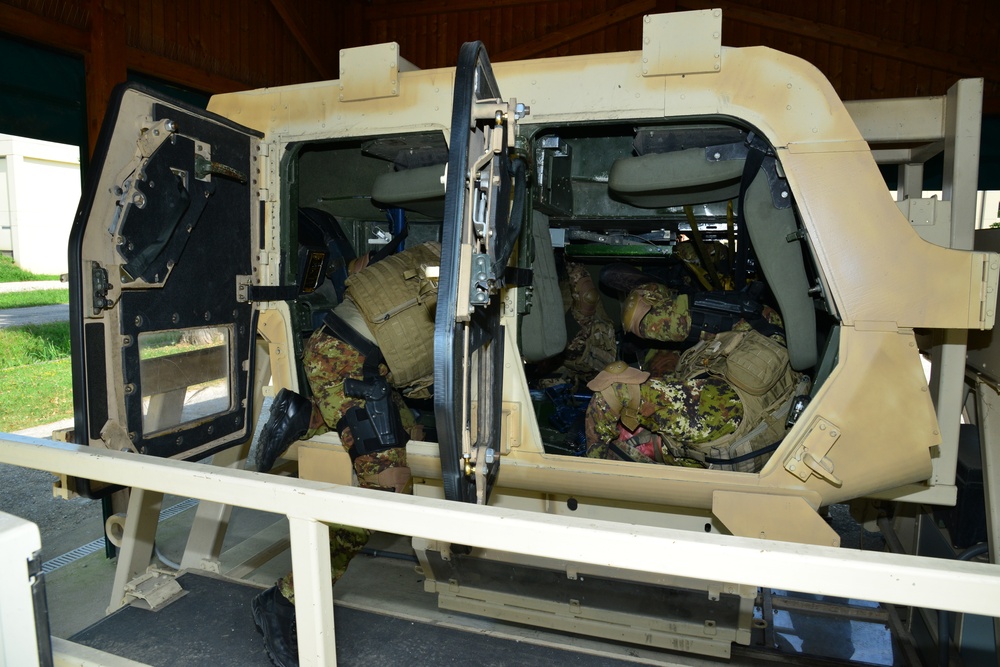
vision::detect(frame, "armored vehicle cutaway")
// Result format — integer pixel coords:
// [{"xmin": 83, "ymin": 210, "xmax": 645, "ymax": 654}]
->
[{"xmin": 61, "ymin": 9, "xmax": 997, "ymax": 660}]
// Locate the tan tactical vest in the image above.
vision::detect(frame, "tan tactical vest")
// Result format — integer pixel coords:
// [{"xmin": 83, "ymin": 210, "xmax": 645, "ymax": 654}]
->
[
  {"xmin": 665, "ymin": 329, "xmax": 808, "ymax": 473},
  {"xmin": 344, "ymin": 242, "xmax": 441, "ymax": 395}
]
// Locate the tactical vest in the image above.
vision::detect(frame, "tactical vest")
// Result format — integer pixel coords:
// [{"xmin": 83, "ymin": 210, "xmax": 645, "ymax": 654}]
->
[
  {"xmin": 664, "ymin": 329, "xmax": 808, "ymax": 473},
  {"xmin": 344, "ymin": 242, "xmax": 441, "ymax": 395}
]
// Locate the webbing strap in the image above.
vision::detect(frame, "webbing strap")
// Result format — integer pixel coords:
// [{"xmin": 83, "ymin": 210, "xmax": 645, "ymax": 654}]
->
[
  {"xmin": 322, "ymin": 310, "xmax": 384, "ymax": 379},
  {"xmin": 600, "ymin": 384, "xmax": 642, "ymax": 431},
  {"xmin": 683, "ymin": 205, "xmax": 723, "ymax": 290}
]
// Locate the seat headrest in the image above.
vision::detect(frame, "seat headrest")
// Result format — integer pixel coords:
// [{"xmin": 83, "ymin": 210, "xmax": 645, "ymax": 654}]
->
[{"xmin": 608, "ymin": 148, "xmax": 743, "ymax": 208}]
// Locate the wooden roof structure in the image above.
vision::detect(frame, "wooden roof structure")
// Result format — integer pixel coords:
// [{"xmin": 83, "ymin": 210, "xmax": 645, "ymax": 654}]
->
[{"xmin": 1, "ymin": 0, "xmax": 997, "ymax": 159}]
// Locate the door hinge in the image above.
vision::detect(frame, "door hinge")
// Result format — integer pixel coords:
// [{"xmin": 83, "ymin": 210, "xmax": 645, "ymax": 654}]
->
[
  {"xmin": 236, "ymin": 275, "xmax": 253, "ymax": 303},
  {"xmin": 92, "ymin": 263, "xmax": 112, "ymax": 314},
  {"xmin": 978, "ymin": 252, "xmax": 999, "ymax": 329}
]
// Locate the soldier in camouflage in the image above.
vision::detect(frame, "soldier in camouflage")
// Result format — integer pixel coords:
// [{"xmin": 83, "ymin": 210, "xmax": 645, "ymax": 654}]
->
[
  {"xmin": 273, "ymin": 331, "xmax": 416, "ymax": 605},
  {"xmin": 585, "ymin": 268, "xmax": 800, "ymax": 471},
  {"xmin": 534, "ymin": 261, "xmax": 617, "ymax": 391},
  {"xmin": 251, "ymin": 243, "xmax": 438, "ymax": 667}
]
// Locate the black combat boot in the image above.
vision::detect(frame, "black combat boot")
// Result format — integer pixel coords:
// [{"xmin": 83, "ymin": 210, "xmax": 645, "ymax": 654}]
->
[
  {"xmin": 599, "ymin": 263, "xmax": 663, "ymax": 294},
  {"xmin": 254, "ymin": 389, "xmax": 312, "ymax": 473},
  {"xmin": 251, "ymin": 585, "xmax": 298, "ymax": 667}
]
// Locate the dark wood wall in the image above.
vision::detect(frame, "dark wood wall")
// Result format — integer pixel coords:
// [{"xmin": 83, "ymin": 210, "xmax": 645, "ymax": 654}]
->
[
  {"xmin": 351, "ymin": 0, "xmax": 999, "ymax": 109},
  {"xmin": 1, "ymin": 0, "xmax": 997, "ymax": 157},
  {"xmin": 0, "ymin": 0, "xmax": 343, "ymax": 155}
]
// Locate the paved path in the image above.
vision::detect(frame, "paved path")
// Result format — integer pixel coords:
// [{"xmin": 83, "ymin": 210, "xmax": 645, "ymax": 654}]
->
[
  {"xmin": 0, "ymin": 280, "xmax": 66, "ymax": 293},
  {"xmin": 0, "ymin": 280, "xmax": 69, "ymax": 328},
  {"xmin": 0, "ymin": 303, "xmax": 69, "ymax": 328}
]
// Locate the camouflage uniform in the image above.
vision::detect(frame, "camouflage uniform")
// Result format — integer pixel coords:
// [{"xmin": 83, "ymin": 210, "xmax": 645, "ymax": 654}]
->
[
  {"xmin": 584, "ymin": 375, "xmax": 744, "ymax": 465},
  {"xmin": 277, "ymin": 319, "xmax": 416, "ymax": 604},
  {"xmin": 538, "ymin": 262, "xmax": 617, "ymax": 390},
  {"xmin": 623, "ymin": 283, "xmax": 693, "ymax": 342},
  {"xmin": 586, "ymin": 282, "xmax": 787, "ymax": 468}
]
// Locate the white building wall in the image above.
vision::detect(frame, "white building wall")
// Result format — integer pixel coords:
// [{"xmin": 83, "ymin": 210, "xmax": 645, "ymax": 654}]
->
[
  {"xmin": 0, "ymin": 158, "xmax": 10, "ymax": 255},
  {"xmin": 980, "ymin": 190, "xmax": 1000, "ymax": 229},
  {"xmin": 0, "ymin": 135, "xmax": 80, "ymax": 275}
]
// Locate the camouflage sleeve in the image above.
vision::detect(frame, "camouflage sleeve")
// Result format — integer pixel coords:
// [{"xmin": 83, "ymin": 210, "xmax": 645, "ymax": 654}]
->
[{"xmin": 584, "ymin": 391, "xmax": 621, "ymax": 458}]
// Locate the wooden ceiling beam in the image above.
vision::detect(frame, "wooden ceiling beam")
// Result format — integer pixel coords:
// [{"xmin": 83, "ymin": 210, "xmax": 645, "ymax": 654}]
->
[
  {"xmin": 125, "ymin": 48, "xmax": 251, "ymax": 95},
  {"xmin": 268, "ymin": 0, "xmax": 335, "ymax": 80},
  {"xmin": 678, "ymin": 0, "xmax": 1000, "ymax": 84},
  {"xmin": 363, "ymin": 0, "xmax": 550, "ymax": 20},
  {"xmin": 0, "ymin": 3, "xmax": 252, "ymax": 94},
  {"xmin": 85, "ymin": 0, "xmax": 127, "ymax": 158},
  {"xmin": 1, "ymin": 1, "xmax": 252, "ymax": 156},
  {"xmin": 493, "ymin": 0, "xmax": 656, "ymax": 62},
  {"xmin": 0, "ymin": 2, "xmax": 89, "ymax": 54}
]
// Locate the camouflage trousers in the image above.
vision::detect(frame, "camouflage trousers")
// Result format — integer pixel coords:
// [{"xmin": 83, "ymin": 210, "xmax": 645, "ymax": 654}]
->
[
  {"xmin": 276, "ymin": 447, "xmax": 407, "ymax": 604},
  {"xmin": 299, "ymin": 328, "xmax": 417, "ymax": 441},
  {"xmin": 278, "ymin": 328, "xmax": 412, "ymax": 604},
  {"xmin": 584, "ymin": 375, "xmax": 744, "ymax": 465}
]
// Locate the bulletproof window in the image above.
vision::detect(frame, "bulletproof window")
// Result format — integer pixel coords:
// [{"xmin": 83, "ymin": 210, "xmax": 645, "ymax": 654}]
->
[{"xmin": 137, "ymin": 326, "xmax": 232, "ymax": 435}]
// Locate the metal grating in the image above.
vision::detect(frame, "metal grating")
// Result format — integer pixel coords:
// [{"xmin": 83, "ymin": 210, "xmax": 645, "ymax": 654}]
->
[{"xmin": 41, "ymin": 498, "xmax": 199, "ymax": 574}]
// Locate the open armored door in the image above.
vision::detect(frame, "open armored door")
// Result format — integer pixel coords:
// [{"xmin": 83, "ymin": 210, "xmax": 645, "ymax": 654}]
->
[
  {"xmin": 435, "ymin": 43, "xmax": 527, "ymax": 504},
  {"xmin": 68, "ymin": 84, "xmax": 262, "ymax": 497}
]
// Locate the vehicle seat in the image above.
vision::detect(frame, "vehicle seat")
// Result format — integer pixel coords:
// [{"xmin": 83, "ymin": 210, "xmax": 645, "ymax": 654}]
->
[
  {"xmin": 520, "ymin": 210, "xmax": 568, "ymax": 362},
  {"xmin": 371, "ymin": 163, "xmax": 447, "ymax": 218},
  {"xmin": 608, "ymin": 148, "xmax": 818, "ymax": 371},
  {"xmin": 608, "ymin": 147, "xmax": 743, "ymax": 207}
]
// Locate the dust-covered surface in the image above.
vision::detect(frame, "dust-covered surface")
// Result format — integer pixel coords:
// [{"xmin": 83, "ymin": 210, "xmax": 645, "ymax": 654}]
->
[
  {"xmin": 72, "ymin": 570, "xmax": 648, "ymax": 667},
  {"xmin": 71, "ymin": 572, "xmax": 272, "ymax": 667},
  {"xmin": 45, "ymin": 550, "xmax": 118, "ymax": 638}
]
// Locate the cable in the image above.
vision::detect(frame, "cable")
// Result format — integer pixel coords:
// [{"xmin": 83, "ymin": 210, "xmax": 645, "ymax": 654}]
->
[{"xmin": 153, "ymin": 541, "xmax": 181, "ymax": 571}]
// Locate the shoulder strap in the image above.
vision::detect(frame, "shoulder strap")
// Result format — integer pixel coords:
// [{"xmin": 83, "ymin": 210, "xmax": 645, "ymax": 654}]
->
[{"xmin": 322, "ymin": 310, "xmax": 384, "ymax": 379}]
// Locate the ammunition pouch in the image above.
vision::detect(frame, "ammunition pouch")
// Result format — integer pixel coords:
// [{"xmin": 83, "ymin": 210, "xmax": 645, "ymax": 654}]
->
[
  {"xmin": 605, "ymin": 431, "xmax": 660, "ymax": 464},
  {"xmin": 586, "ymin": 360, "xmax": 650, "ymax": 431},
  {"xmin": 337, "ymin": 377, "xmax": 410, "ymax": 460}
]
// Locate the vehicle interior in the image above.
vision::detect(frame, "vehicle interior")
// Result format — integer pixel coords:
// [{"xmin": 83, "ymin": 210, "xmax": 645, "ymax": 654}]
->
[{"xmin": 283, "ymin": 115, "xmax": 835, "ymax": 476}]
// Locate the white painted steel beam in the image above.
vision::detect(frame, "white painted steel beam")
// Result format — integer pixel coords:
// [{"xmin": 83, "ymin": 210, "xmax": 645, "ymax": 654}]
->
[
  {"xmin": 845, "ymin": 96, "xmax": 945, "ymax": 144},
  {"xmin": 2, "ymin": 434, "xmax": 999, "ymax": 620}
]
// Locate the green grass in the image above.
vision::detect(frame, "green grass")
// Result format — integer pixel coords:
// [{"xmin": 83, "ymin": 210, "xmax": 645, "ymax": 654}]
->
[
  {"xmin": 0, "ymin": 322, "xmax": 74, "ymax": 432},
  {"xmin": 0, "ymin": 358, "xmax": 74, "ymax": 432},
  {"xmin": 0, "ymin": 322, "xmax": 72, "ymax": 369},
  {"xmin": 0, "ymin": 288, "xmax": 69, "ymax": 309},
  {"xmin": 0, "ymin": 254, "xmax": 60, "ymax": 282}
]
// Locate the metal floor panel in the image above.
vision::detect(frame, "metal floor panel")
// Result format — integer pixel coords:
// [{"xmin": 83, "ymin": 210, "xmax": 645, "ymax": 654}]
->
[{"xmin": 68, "ymin": 570, "xmax": 651, "ymax": 666}]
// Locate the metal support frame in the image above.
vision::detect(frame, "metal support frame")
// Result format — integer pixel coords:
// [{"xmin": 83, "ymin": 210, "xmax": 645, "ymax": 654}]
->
[
  {"xmin": 3, "ymin": 435, "xmax": 1000, "ymax": 666},
  {"xmin": 288, "ymin": 517, "xmax": 335, "ymax": 665},
  {"xmin": 973, "ymin": 376, "xmax": 1000, "ymax": 657},
  {"xmin": 108, "ymin": 488, "xmax": 163, "ymax": 613},
  {"xmin": 178, "ymin": 442, "xmax": 245, "ymax": 574}
]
